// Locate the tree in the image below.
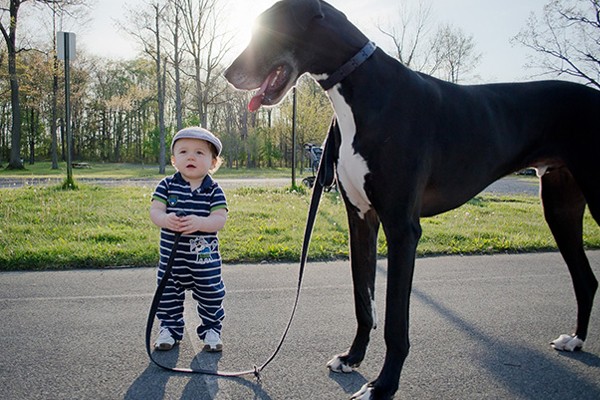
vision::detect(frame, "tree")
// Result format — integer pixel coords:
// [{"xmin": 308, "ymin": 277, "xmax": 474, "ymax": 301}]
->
[
  {"xmin": 123, "ymin": 0, "xmax": 169, "ymax": 173},
  {"xmin": 19, "ymin": 49, "xmax": 53, "ymax": 165},
  {"xmin": 0, "ymin": 0, "xmax": 26, "ymax": 169},
  {"xmin": 377, "ymin": 1, "xmax": 481, "ymax": 83},
  {"xmin": 165, "ymin": 0, "xmax": 183, "ymax": 131},
  {"xmin": 378, "ymin": 0, "xmax": 435, "ymax": 72},
  {"xmin": 0, "ymin": 0, "xmax": 84, "ymax": 169},
  {"xmin": 178, "ymin": 0, "xmax": 232, "ymax": 128},
  {"xmin": 513, "ymin": 0, "xmax": 600, "ymax": 88},
  {"xmin": 152, "ymin": 1, "xmax": 167, "ymax": 174},
  {"xmin": 50, "ymin": 2, "xmax": 60, "ymax": 169},
  {"xmin": 430, "ymin": 24, "xmax": 481, "ymax": 83}
]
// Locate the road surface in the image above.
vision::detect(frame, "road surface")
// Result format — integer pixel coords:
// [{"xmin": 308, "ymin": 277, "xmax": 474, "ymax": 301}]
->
[{"xmin": 1, "ymin": 252, "xmax": 599, "ymax": 399}]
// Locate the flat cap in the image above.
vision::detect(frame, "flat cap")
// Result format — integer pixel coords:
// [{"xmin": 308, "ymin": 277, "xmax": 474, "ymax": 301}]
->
[{"xmin": 171, "ymin": 127, "xmax": 222, "ymax": 156}]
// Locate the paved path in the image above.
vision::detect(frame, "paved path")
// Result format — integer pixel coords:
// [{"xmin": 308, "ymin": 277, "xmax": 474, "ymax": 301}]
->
[
  {"xmin": 0, "ymin": 175, "xmax": 539, "ymax": 195},
  {"xmin": 1, "ymin": 252, "xmax": 599, "ymax": 399},
  {"xmin": 0, "ymin": 177, "xmax": 291, "ymax": 190}
]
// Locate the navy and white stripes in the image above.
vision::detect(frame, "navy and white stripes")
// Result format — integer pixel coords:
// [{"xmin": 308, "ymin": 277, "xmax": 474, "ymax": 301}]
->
[{"xmin": 152, "ymin": 172, "xmax": 228, "ymax": 340}]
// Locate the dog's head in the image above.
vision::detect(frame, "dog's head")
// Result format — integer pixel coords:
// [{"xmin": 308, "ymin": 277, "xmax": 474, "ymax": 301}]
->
[{"xmin": 224, "ymin": 0, "xmax": 367, "ymax": 112}]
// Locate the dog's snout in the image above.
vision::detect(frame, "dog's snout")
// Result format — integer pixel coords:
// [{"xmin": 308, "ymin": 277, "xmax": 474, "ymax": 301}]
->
[{"xmin": 224, "ymin": 65, "xmax": 245, "ymax": 89}]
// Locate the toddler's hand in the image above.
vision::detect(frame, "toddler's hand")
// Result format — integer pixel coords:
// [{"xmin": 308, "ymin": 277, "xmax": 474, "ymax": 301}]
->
[
  {"xmin": 164, "ymin": 212, "xmax": 185, "ymax": 232},
  {"xmin": 179, "ymin": 215, "xmax": 202, "ymax": 235}
]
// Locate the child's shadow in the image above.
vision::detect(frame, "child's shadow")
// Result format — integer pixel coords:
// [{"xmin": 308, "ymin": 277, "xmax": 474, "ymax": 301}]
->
[
  {"xmin": 125, "ymin": 346, "xmax": 182, "ymax": 400},
  {"xmin": 180, "ymin": 352, "xmax": 273, "ymax": 400},
  {"xmin": 126, "ymin": 348, "xmax": 272, "ymax": 400},
  {"xmin": 179, "ymin": 351, "xmax": 223, "ymax": 399}
]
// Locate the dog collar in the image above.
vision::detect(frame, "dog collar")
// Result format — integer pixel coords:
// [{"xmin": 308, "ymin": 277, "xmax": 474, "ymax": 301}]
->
[{"xmin": 319, "ymin": 41, "xmax": 377, "ymax": 91}]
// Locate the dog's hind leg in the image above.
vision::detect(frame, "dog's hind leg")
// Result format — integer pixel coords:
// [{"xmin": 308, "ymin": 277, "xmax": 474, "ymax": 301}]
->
[
  {"xmin": 327, "ymin": 207, "xmax": 380, "ymax": 373},
  {"xmin": 540, "ymin": 168, "xmax": 599, "ymax": 351}
]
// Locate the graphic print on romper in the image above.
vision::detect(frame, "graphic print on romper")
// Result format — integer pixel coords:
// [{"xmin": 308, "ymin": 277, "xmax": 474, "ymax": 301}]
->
[
  {"xmin": 190, "ymin": 237, "xmax": 218, "ymax": 264},
  {"xmin": 167, "ymin": 195, "xmax": 178, "ymax": 207}
]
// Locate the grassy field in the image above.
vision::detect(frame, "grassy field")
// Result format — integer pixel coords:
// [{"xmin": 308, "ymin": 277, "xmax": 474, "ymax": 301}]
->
[
  {"xmin": 1, "ymin": 181, "xmax": 599, "ymax": 271},
  {"xmin": 0, "ymin": 161, "xmax": 292, "ymax": 180}
]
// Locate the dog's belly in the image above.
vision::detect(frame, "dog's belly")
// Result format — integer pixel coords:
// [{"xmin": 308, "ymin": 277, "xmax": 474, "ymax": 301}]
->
[{"xmin": 327, "ymin": 89, "xmax": 373, "ymax": 218}]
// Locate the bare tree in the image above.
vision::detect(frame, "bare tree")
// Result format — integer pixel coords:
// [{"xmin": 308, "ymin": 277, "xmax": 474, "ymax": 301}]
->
[
  {"xmin": 513, "ymin": 0, "xmax": 600, "ymax": 88},
  {"xmin": 377, "ymin": 0, "xmax": 435, "ymax": 71},
  {"xmin": 152, "ymin": 2, "xmax": 167, "ymax": 174},
  {"xmin": 165, "ymin": 0, "xmax": 183, "ymax": 131},
  {"xmin": 377, "ymin": 1, "xmax": 481, "ymax": 83},
  {"xmin": 430, "ymin": 24, "xmax": 481, "ymax": 83},
  {"xmin": 123, "ymin": 0, "xmax": 169, "ymax": 173},
  {"xmin": 178, "ymin": 0, "xmax": 232, "ymax": 128}
]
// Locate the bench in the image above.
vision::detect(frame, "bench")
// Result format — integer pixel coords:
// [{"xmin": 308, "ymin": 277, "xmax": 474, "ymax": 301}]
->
[{"xmin": 71, "ymin": 162, "xmax": 91, "ymax": 169}]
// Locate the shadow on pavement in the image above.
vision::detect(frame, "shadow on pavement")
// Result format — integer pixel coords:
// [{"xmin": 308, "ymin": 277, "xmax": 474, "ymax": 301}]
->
[{"xmin": 413, "ymin": 287, "xmax": 600, "ymax": 399}]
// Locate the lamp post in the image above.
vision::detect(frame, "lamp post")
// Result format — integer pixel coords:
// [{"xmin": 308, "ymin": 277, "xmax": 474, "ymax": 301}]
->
[
  {"xmin": 57, "ymin": 31, "xmax": 76, "ymax": 188},
  {"xmin": 291, "ymin": 87, "xmax": 297, "ymax": 189}
]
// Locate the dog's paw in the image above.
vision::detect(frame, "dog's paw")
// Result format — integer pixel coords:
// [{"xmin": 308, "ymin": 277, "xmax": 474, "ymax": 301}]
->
[
  {"xmin": 551, "ymin": 334, "xmax": 583, "ymax": 351},
  {"xmin": 326, "ymin": 355, "xmax": 354, "ymax": 373},
  {"xmin": 350, "ymin": 383, "xmax": 373, "ymax": 399}
]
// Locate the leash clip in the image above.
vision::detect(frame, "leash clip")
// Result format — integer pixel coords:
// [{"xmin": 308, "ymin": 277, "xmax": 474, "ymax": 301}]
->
[{"xmin": 253, "ymin": 365, "xmax": 262, "ymax": 383}]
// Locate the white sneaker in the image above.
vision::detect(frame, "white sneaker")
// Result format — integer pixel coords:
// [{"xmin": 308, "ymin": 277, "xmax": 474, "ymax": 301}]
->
[
  {"xmin": 155, "ymin": 327, "xmax": 177, "ymax": 351},
  {"xmin": 203, "ymin": 329, "xmax": 223, "ymax": 352}
]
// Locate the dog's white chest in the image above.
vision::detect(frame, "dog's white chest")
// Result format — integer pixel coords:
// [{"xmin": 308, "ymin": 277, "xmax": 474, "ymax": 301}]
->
[{"xmin": 328, "ymin": 89, "xmax": 372, "ymax": 218}]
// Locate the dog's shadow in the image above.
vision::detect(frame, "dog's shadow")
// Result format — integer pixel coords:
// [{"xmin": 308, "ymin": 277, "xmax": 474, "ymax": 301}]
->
[
  {"xmin": 328, "ymin": 369, "xmax": 369, "ymax": 397},
  {"xmin": 411, "ymin": 287, "xmax": 600, "ymax": 399}
]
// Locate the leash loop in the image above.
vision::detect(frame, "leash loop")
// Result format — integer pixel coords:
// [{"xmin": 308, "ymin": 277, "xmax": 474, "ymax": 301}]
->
[{"xmin": 145, "ymin": 123, "xmax": 337, "ymax": 379}]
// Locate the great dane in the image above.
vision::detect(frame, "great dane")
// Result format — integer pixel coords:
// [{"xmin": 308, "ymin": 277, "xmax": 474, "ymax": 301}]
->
[{"xmin": 224, "ymin": 0, "xmax": 600, "ymax": 398}]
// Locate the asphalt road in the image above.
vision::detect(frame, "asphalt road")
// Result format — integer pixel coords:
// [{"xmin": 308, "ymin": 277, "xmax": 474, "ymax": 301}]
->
[
  {"xmin": 0, "ymin": 177, "xmax": 291, "ymax": 190},
  {"xmin": 1, "ymin": 251, "xmax": 599, "ymax": 399},
  {"xmin": 0, "ymin": 174, "xmax": 539, "ymax": 195}
]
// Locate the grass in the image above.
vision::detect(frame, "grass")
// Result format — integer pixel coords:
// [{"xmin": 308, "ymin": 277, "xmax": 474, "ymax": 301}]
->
[
  {"xmin": 0, "ymin": 161, "xmax": 292, "ymax": 179},
  {"xmin": 1, "ymin": 183, "xmax": 599, "ymax": 271}
]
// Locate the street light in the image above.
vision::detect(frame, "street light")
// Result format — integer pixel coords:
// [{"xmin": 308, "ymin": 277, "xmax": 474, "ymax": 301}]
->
[
  {"xmin": 57, "ymin": 31, "xmax": 76, "ymax": 189},
  {"xmin": 291, "ymin": 86, "xmax": 297, "ymax": 189}
]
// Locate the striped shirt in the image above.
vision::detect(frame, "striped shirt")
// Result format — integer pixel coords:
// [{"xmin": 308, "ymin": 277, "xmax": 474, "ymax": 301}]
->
[{"xmin": 152, "ymin": 172, "xmax": 227, "ymax": 271}]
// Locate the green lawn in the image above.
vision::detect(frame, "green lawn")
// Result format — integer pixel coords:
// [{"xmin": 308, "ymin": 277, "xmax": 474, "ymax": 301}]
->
[
  {"xmin": 1, "ymin": 183, "xmax": 599, "ymax": 271},
  {"xmin": 0, "ymin": 161, "xmax": 292, "ymax": 179}
]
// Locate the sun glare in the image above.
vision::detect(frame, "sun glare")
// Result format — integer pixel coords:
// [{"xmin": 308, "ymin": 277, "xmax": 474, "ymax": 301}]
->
[{"xmin": 226, "ymin": 0, "xmax": 273, "ymax": 57}]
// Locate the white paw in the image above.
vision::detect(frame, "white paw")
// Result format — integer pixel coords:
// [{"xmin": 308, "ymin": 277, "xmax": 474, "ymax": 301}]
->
[
  {"xmin": 326, "ymin": 355, "xmax": 354, "ymax": 373},
  {"xmin": 351, "ymin": 383, "xmax": 373, "ymax": 399},
  {"xmin": 551, "ymin": 334, "xmax": 584, "ymax": 351}
]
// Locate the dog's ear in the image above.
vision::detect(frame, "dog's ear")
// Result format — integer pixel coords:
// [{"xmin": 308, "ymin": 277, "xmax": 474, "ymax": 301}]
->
[{"xmin": 289, "ymin": 0, "xmax": 324, "ymax": 31}]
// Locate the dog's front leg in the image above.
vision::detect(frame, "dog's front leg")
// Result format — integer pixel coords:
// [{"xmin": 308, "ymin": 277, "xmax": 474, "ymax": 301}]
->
[
  {"xmin": 327, "ymin": 207, "xmax": 380, "ymax": 373},
  {"xmin": 352, "ymin": 217, "xmax": 422, "ymax": 400}
]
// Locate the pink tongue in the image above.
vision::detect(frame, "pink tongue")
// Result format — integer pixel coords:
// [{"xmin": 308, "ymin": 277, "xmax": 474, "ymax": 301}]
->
[
  {"xmin": 248, "ymin": 93, "xmax": 264, "ymax": 112},
  {"xmin": 247, "ymin": 71, "xmax": 276, "ymax": 112}
]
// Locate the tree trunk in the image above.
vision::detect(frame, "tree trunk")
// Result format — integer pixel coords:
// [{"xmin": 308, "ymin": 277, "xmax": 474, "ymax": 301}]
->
[
  {"xmin": 173, "ymin": 6, "xmax": 183, "ymax": 131},
  {"xmin": 194, "ymin": 56, "xmax": 203, "ymax": 127},
  {"xmin": 156, "ymin": 6, "xmax": 166, "ymax": 175},
  {"xmin": 29, "ymin": 108, "xmax": 35, "ymax": 164},
  {"xmin": 51, "ymin": 8, "xmax": 59, "ymax": 169},
  {"xmin": 1, "ymin": 0, "xmax": 23, "ymax": 169}
]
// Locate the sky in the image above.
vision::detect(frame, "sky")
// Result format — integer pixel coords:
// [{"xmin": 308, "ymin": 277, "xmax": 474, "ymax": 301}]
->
[{"xmin": 75, "ymin": 0, "xmax": 549, "ymax": 83}]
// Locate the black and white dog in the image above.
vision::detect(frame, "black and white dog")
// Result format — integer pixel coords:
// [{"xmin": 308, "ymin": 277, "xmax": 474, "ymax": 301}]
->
[{"xmin": 225, "ymin": 0, "xmax": 600, "ymax": 398}]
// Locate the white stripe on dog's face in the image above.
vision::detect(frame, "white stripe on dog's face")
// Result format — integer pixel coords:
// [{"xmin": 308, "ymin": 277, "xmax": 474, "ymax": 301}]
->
[{"xmin": 323, "ymin": 83, "xmax": 372, "ymax": 219}]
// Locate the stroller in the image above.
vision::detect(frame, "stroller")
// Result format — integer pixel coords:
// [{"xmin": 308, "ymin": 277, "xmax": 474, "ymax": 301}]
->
[{"xmin": 302, "ymin": 143, "xmax": 335, "ymax": 191}]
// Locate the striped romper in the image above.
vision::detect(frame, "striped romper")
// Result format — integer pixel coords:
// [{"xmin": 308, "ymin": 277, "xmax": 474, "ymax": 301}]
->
[{"xmin": 152, "ymin": 172, "xmax": 228, "ymax": 341}]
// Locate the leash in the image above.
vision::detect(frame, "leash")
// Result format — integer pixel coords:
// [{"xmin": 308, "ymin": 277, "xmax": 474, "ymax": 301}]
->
[{"xmin": 145, "ymin": 122, "xmax": 337, "ymax": 379}]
